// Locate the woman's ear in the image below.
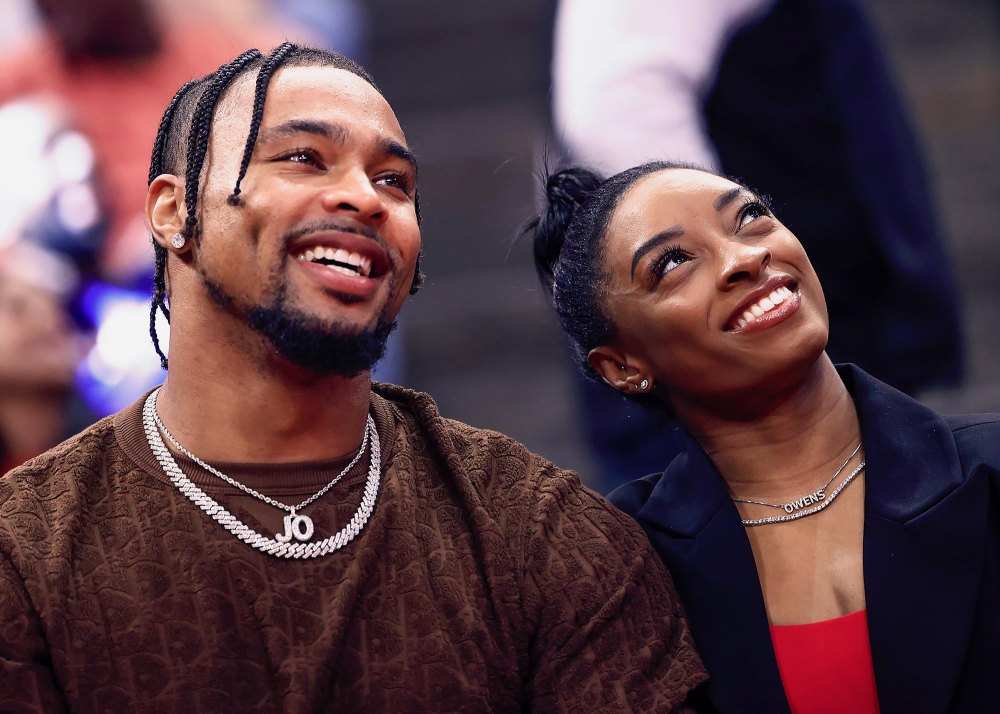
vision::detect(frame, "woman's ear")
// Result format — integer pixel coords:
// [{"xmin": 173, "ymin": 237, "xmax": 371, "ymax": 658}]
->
[
  {"xmin": 588, "ymin": 346, "xmax": 653, "ymax": 394},
  {"xmin": 146, "ymin": 174, "xmax": 189, "ymax": 253}
]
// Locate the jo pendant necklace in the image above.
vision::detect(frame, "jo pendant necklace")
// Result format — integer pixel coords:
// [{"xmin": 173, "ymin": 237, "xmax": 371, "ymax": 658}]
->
[
  {"xmin": 733, "ymin": 442, "xmax": 865, "ymax": 527},
  {"xmin": 143, "ymin": 388, "xmax": 380, "ymax": 558}
]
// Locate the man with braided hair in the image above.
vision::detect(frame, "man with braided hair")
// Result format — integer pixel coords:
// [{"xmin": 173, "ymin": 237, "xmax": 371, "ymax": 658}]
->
[{"xmin": 0, "ymin": 45, "xmax": 705, "ymax": 711}]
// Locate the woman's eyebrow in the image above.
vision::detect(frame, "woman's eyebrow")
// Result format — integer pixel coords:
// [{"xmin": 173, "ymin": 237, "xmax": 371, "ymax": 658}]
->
[
  {"xmin": 714, "ymin": 187, "xmax": 743, "ymax": 212},
  {"xmin": 631, "ymin": 226, "xmax": 683, "ymax": 280}
]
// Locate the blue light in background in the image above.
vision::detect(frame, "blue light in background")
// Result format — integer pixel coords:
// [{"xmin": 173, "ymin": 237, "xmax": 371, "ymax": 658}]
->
[{"xmin": 75, "ymin": 281, "xmax": 165, "ymax": 416}]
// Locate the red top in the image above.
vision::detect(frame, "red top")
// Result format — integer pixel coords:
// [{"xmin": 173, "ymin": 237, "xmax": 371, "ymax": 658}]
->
[{"xmin": 770, "ymin": 609, "xmax": 880, "ymax": 713}]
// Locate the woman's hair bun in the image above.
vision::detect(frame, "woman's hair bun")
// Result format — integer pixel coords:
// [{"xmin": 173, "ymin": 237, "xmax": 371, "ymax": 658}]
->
[{"xmin": 526, "ymin": 167, "xmax": 603, "ymax": 296}]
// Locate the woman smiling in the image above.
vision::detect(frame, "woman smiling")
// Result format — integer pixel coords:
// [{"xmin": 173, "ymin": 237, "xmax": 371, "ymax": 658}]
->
[{"xmin": 528, "ymin": 162, "xmax": 1000, "ymax": 713}]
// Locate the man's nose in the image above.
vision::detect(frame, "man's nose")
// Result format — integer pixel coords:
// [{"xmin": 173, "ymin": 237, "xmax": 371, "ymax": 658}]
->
[{"xmin": 319, "ymin": 168, "xmax": 388, "ymax": 227}]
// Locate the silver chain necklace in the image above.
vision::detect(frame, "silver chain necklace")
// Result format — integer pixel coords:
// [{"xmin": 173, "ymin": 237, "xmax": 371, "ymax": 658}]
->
[
  {"xmin": 150, "ymin": 393, "xmax": 370, "ymax": 539},
  {"xmin": 732, "ymin": 443, "xmax": 864, "ymax": 527},
  {"xmin": 142, "ymin": 388, "xmax": 380, "ymax": 558}
]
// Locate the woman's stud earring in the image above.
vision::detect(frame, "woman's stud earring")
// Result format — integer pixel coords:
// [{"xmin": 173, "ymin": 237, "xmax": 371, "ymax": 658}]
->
[
  {"xmin": 639, "ymin": 378, "xmax": 650, "ymax": 391},
  {"xmin": 170, "ymin": 232, "xmax": 186, "ymax": 249}
]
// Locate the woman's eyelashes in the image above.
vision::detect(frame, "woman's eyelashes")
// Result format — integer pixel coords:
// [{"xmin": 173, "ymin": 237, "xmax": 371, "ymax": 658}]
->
[
  {"xmin": 736, "ymin": 195, "xmax": 773, "ymax": 231},
  {"xmin": 645, "ymin": 195, "xmax": 773, "ymax": 286},
  {"xmin": 650, "ymin": 246, "xmax": 692, "ymax": 283}
]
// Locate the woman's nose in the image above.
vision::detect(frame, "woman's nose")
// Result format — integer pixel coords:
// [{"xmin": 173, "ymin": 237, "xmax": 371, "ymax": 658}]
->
[{"xmin": 718, "ymin": 241, "xmax": 771, "ymax": 289}]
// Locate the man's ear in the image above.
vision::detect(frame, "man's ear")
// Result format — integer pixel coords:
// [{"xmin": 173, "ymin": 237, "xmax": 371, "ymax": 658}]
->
[
  {"xmin": 146, "ymin": 174, "xmax": 188, "ymax": 252},
  {"xmin": 588, "ymin": 345, "xmax": 653, "ymax": 394}
]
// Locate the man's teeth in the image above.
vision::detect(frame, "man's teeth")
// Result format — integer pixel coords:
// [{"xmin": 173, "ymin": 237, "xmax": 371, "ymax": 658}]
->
[
  {"xmin": 734, "ymin": 286, "xmax": 794, "ymax": 329},
  {"xmin": 295, "ymin": 247, "xmax": 372, "ymax": 277}
]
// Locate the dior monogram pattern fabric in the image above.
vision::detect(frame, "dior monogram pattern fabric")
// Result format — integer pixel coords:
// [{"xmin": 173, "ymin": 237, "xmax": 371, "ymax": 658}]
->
[{"xmin": 0, "ymin": 384, "xmax": 705, "ymax": 712}]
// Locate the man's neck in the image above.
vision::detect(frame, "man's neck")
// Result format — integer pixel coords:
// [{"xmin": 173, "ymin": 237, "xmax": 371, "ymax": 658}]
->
[
  {"xmin": 676, "ymin": 356, "xmax": 862, "ymax": 500},
  {"xmin": 154, "ymin": 349, "xmax": 374, "ymax": 464}
]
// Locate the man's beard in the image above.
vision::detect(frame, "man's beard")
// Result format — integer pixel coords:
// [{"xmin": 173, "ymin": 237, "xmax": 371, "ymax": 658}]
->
[{"xmin": 206, "ymin": 278, "xmax": 397, "ymax": 377}]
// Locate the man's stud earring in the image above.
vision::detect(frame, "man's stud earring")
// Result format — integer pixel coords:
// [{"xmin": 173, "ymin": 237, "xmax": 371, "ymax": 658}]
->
[
  {"xmin": 639, "ymin": 378, "xmax": 650, "ymax": 391},
  {"xmin": 170, "ymin": 232, "xmax": 186, "ymax": 249}
]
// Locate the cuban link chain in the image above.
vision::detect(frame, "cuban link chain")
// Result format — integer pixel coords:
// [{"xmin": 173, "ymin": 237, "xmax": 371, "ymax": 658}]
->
[{"xmin": 142, "ymin": 388, "xmax": 380, "ymax": 558}]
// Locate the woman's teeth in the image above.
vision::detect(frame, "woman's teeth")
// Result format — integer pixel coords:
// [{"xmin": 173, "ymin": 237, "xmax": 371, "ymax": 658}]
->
[
  {"xmin": 734, "ymin": 286, "xmax": 794, "ymax": 330},
  {"xmin": 295, "ymin": 247, "xmax": 372, "ymax": 277}
]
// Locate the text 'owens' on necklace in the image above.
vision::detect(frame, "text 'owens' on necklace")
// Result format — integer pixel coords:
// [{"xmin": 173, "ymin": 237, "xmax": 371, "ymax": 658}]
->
[
  {"xmin": 143, "ymin": 388, "xmax": 381, "ymax": 558},
  {"xmin": 732, "ymin": 443, "xmax": 865, "ymax": 527}
]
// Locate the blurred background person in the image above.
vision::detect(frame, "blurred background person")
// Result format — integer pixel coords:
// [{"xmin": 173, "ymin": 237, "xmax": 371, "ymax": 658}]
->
[
  {"xmin": 0, "ymin": 241, "xmax": 87, "ymax": 473},
  {"xmin": 0, "ymin": 0, "xmax": 300, "ymax": 285},
  {"xmin": 0, "ymin": 96, "xmax": 98, "ymax": 473},
  {"xmin": 551, "ymin": 0, "xmax": 967, "ymax": 491}
]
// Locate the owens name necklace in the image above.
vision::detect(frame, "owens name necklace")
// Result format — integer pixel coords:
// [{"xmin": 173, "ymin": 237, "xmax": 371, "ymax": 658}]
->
[
  {"xmin": 732, "ymin": 442, "xmax": 864, "ymax": 527},
  {"xmin": 142, "ymin": 388, "xmax": 380, "ymax": 558}
]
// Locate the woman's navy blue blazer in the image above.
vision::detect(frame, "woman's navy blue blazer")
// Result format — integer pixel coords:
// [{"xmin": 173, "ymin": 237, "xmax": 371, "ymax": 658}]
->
[{"xmin": 608, "ymin": 365, "xmax": 1000, "ymax": 713}]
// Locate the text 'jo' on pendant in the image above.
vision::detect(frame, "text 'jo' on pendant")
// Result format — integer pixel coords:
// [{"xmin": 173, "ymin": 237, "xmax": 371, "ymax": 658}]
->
[{"xmin": 275, "ymin": 510, "xmax": 315, "ymax": 543}]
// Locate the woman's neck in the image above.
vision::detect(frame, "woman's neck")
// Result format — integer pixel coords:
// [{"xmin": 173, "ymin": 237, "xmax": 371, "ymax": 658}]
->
[{"xmin": 679, "ymin": 356, "xmax": 862, "ymax": 500}]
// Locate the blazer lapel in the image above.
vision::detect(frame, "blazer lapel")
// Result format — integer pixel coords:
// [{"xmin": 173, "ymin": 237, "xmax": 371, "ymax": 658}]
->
[
  {"xmin": 629, "ymin": 366, "xmax": 986, "ymax": 713},
  {"xmin": 636, "ymin": 439, "xmax": 790, "ymax": 713},
  {"xmin": 846, "ymin": 366, "xmax": 988, "ymax": 713}
]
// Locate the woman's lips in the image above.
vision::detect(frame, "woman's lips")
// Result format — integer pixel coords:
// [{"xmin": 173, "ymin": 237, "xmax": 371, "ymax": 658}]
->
[{"xmin": 726, "ymin": 285, "xmax": 801, "ymax": 334}]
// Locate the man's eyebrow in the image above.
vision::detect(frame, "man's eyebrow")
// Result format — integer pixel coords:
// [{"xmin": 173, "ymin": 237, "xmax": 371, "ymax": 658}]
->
[
  {"xmin": 714, "ymin": 187, "xmax": 744, "ymax": 212},
  {"xmin": 258, "ymin": 119, "xmax": 348, "ymax": 145},
  {"xmin": 257, "ymin": 119, "xmax": 418, "ymax": 174},
  {"xmin": 631, "ymin": 227, "xmax": 684, "ymax": 280},
  {"xmin": 376, "ymin": 136, "xmax": 419, "ymax": 176}
]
